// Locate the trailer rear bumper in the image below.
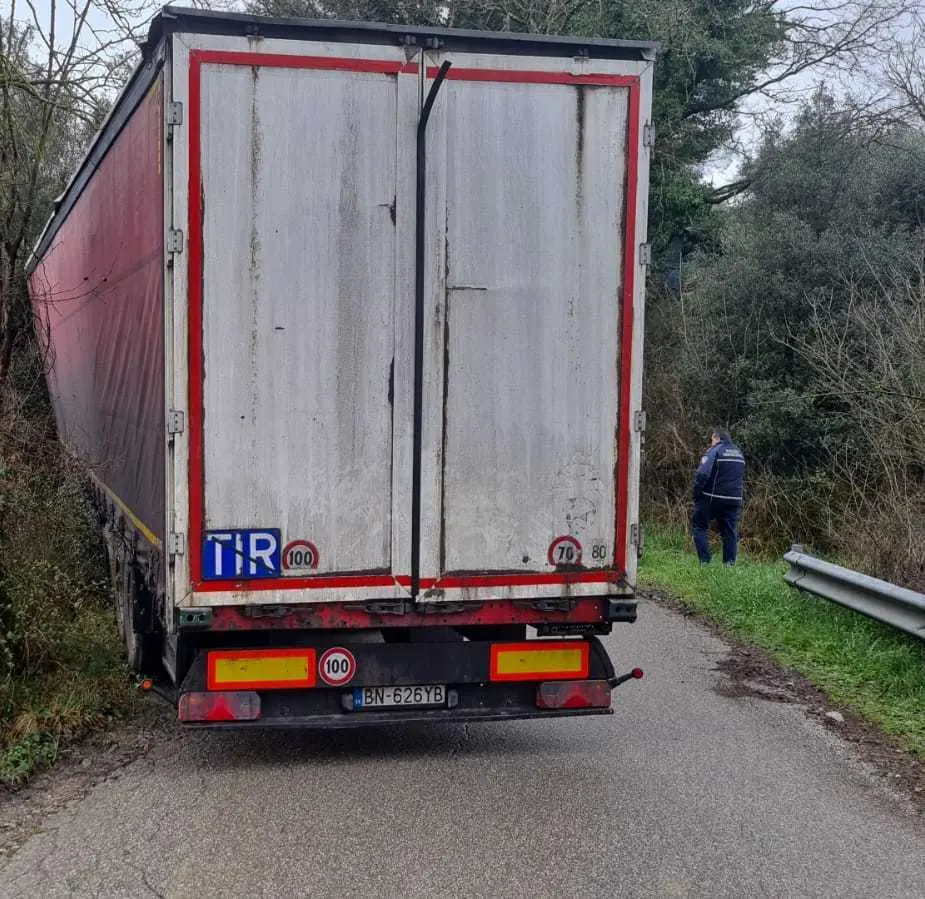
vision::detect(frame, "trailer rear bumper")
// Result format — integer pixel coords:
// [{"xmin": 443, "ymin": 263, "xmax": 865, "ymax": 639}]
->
[
  {"xmin": 178, "ymin": 706, "xmax": 616, "ymax": 729},
  {"xmin": 175, "ymin": 636, "xmax": 640, "ymax": 728}
]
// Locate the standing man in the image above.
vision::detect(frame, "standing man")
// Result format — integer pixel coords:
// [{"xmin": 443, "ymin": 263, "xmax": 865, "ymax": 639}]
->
[{"xmin": 692, "ymin": 428, "xmax": 746, "ymax": 565}]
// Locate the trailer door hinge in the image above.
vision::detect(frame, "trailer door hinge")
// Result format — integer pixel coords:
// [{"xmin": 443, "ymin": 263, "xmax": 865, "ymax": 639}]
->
[
  {"xmin": 643, "ymin": 122, "xmax": 655, "ymax": 148},
  {"xmin": 168, "ymin": 532, "xmax": 185, "ymax": 557},
  {"xmin": 630, "ymin": 523, "xmax": 640, "ymax": 547},
  {"xmin": 634, "ymin": 410, "xmax": 647, "ymax": 433},
  {"xmin": 166, "ymin": 101, "xmax": 183, "ymax": 133},
  {"xmin": 167, "ymin": 229, "xmax": 184, "ymax": 256},
  {"xmin": 167, "ymin": 410, "xmax": 185, "ymax": 436},
  {"xmin": 639, "ymin": 243, "xmax": 652, "ymax": 266}
]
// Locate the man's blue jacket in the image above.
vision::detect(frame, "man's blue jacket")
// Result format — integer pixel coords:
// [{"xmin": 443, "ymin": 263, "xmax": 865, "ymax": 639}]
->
[{"xmin": 694, "ymin": 439, "xmax": 746, "ymax": 503}]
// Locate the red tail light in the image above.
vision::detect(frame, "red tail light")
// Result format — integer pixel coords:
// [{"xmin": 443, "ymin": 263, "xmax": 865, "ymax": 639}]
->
[
  {"xmin": 178, "ymin": 691, "xmax": 261, "ymax": 722},
  {"xmin": 536, "ymin": 679, "xmax": 612, "ymax": 710}
]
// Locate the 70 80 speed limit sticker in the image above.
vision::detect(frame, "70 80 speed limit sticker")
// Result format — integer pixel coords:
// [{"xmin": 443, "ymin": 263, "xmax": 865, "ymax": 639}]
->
[
  {"xmin": 318, "ymin": 647, "xmax": 357, "ymax": 686},
  {"xmin": 548, "ymin": 535, "xmax": 582, "ymax": 567}
]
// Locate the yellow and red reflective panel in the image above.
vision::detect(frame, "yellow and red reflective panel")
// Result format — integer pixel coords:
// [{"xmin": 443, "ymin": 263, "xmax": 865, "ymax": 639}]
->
[
  {"xmin": 207, "ymin": 648, "xmax": 317, "ymax": 690},
  {"xmin": 489, "ymin": 641, "xmax": 590, "ymax": 682}
]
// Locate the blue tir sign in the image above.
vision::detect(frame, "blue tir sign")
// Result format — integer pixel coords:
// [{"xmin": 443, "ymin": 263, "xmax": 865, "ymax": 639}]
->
[{"xmin": 202, "ymin": 529, "xmax": 281, "ymax": 580}]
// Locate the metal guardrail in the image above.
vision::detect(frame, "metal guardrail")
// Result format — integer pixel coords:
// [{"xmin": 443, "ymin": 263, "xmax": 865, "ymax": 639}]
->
[{"xmin": 784, "ymin": 546, "xmax": 925, "ymax": 641}]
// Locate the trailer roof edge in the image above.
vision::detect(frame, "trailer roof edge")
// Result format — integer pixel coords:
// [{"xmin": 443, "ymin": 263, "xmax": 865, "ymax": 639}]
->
[{"xmin": 150, "ymin": 5, "xmax": 658, "ymax": 60}]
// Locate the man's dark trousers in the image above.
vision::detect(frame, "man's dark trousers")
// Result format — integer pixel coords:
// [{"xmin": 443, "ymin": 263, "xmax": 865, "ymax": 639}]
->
[{"xmin": 692, "ymin": 498, "xmax": 741, "ymax": 564}]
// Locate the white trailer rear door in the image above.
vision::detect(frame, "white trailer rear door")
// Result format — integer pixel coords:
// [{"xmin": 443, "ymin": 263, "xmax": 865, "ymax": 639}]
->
[
  {"xmin": 416, "ymin": 60, "xmax": 644, "ymax": 603},
  {"xmin": 190, "ymin": 51, "xmax": 410, "ymax": 597},
  {"xmin": 179, "ymin": 41, "xmax": 648, "ymax": 607}
]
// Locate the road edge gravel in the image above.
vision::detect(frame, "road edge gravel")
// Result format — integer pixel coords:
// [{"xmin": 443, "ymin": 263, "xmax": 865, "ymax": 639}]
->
[{"xmin": 640, "ymin": 587, "xmax": 924, "ymax": 816}]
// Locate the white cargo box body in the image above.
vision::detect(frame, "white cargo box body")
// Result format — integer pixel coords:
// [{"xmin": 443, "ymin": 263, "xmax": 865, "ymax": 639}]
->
[{"xmin": 163, "ymin": 12, "xmax": 654, "ymax": 611}]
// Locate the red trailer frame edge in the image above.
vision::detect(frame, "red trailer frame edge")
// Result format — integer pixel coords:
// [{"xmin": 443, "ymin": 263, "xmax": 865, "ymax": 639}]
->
[
  {"xmin": 186, "ymin": 51, "xmax": 642, "ymax": 596},
  {"xmin": 199, "ymin": 596, "xmax": 630, "ymax": 632}
]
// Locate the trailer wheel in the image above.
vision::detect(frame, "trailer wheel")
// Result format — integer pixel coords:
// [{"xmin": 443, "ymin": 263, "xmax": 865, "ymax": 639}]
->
[{"xmin": 107, "ymin": 542, "xmax": 158, "ymax": 675}]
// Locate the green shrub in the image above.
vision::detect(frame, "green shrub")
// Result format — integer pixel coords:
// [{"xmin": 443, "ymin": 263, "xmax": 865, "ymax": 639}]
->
[{"xmin": 0, "ymin": 405, "xmax": 134, "ymax": 786}]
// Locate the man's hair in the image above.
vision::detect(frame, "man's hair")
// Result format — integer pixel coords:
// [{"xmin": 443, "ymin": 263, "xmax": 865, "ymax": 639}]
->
[{"xmin": 712, "ymin": 427, "xmax": 732, "ymax": 443}]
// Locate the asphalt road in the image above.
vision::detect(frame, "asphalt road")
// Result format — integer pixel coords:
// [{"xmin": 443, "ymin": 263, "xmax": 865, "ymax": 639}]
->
[{"xmin": 2, "ymin": 601, "xmax": 923, "ymax": 898}]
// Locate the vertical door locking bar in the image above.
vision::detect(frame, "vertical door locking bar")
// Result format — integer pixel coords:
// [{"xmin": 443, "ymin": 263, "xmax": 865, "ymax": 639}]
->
[{"xmin": 411, "ymin": 60, "xmax": 452, "ymax": 600}]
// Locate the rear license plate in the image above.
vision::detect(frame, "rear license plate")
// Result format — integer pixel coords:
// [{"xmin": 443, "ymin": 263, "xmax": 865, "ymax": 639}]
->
[{"xmin": 352, "ymin": 685, "xmax": 446, "ymax": 710}]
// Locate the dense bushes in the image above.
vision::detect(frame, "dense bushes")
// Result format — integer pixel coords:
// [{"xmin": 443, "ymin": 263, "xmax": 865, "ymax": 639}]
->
[
  {"xmin": 0, "ymin": 412, "xmax": 106, "ymax": 679},
  {"xmin": 642, "ymin": 95, "xmax": 925, "ymax": 588},
  {"xmin": 0, "ymin": 394, "xmax": 132, "ymax": 784}
]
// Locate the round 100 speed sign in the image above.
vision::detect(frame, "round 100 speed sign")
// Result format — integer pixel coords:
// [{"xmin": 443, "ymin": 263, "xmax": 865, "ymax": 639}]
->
[{"xmin": 318, "ymin": 647, "xmax": 357, "ymax": 686}]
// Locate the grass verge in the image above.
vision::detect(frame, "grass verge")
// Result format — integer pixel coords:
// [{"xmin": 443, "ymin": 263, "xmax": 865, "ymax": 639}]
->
[
  {"xmin": 1, "ymin": 605, "xmax": 136, "ymax": 787},
  {"xmin": 639, "ymin": 529, "xmax": 925, "ymax": 759}
]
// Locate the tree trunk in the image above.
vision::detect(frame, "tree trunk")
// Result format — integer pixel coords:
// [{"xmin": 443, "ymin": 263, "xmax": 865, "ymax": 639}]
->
[{"xmin": 0, "ymin": 244, "xmax": 14, "ymax": 387}]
